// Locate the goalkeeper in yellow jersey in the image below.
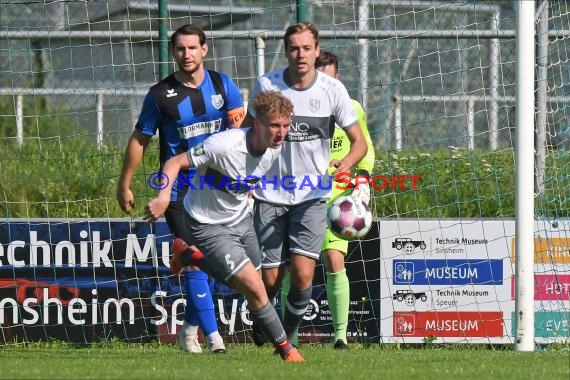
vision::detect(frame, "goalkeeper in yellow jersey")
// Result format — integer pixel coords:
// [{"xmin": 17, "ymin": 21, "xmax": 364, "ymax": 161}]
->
[{"xmin": 281, "ymin": 51, "xmax": 376, "ymax": 349}]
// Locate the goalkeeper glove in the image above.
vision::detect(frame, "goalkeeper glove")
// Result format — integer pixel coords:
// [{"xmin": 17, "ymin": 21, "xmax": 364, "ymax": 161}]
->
[{"xmin": 350, "ymin": 170, "xmax": 371, "ymax": 206}]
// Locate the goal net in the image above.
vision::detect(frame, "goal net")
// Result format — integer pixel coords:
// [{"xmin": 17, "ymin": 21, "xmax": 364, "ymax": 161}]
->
[{"xmin": 0, "ymin": 0, "xmax": 568, "ymax": 347}]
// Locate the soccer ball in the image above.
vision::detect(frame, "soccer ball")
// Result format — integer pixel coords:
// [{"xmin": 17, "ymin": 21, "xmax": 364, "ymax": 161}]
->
[{"xmin": 327, "ymin": 195, "xmax": 372, "ymax": 240}]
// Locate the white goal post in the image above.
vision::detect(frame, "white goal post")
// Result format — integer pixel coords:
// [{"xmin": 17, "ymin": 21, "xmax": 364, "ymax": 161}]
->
[{"xmin": 514, "ymin": 0, "xmax": 535, "ymax": 352}]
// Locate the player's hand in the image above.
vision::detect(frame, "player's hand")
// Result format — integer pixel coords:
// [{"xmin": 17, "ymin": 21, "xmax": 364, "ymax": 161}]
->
[
  {"xmin": 143, "ymin": 196, "xmax": 169, "ymax": 223},
  {"xmin": 330, "ymin": 159, "xmax": 353, "ymax": 175},
  {"xmin": 351, "ymin": 181, "xmax": 370, "ymax": 206},
  {"xmin": 117, "ymin": 187, "xmax": 135, "ymax": 214}
]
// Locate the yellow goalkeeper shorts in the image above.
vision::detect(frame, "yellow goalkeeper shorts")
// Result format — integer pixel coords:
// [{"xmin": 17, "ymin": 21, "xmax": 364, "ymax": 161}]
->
[
  {"xmin": 321, "ymin": 227, "xmax": 349, "ymax": 255},
  {"xmin": 321, "ymin": 180, "xmax": 351, "ymax": 255}
]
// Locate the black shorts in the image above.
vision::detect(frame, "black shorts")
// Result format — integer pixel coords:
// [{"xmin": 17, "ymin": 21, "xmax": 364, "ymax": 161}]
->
[
  {"xmin": 164, "ymin": 195, "xmax": 190, "ymax": 242},
  {"xmin": 164, "ymin": 192, "xmax": 220, "ymax": 279}
]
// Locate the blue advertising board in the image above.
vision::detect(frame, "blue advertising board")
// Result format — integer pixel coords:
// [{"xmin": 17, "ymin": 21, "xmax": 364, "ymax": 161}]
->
[
  {"xmin": 0, "ymin": 219, "xmax": 381, "ymax": 344},
  {"xmin": 392, "ymin": 259, "xmax": 504, "ymax": 285}
]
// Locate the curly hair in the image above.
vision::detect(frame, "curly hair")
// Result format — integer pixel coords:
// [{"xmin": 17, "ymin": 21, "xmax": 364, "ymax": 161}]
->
[{"xmin": 253, "ymin": 91, "xmax": 293, "ymax": 120}]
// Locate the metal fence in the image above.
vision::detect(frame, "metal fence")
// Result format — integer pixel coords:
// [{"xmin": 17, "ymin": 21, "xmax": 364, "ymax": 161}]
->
[{"xmin": 1, "ymin": 0, "xmax": 569, "ymax": 151}]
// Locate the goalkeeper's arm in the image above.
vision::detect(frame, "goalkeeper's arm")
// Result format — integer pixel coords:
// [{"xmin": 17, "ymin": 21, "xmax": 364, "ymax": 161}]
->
[
  {"xmin": 350, "ymin": 99, "xmax": 376, "ymax": 205},
  {"xmin": 351, "ymin": 99, "xmax": 375, "ymax": 175}
]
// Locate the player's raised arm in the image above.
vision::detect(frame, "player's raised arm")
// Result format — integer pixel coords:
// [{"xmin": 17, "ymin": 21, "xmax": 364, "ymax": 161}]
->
[{"xmin": 144, "ymin": 153, "xmax": 191, "ymax": 222}]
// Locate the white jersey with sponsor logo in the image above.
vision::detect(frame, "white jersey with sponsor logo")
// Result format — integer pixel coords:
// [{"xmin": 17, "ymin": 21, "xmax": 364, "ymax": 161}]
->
[
  {"xmin": 248, "ymin": 68, "xmax": 357, "ymax": 205},
  {"xmin": 183, "ymin": 128, "xmax": 281, "ymax": 225}
]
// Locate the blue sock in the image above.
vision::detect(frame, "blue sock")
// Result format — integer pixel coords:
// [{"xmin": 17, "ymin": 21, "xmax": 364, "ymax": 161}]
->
[
  {"xmin": 184, "ymin": 269, "xmax": 218, "ymax": 335},
  {"xmin": 208, "ymin": 277, "xmax": 215, "ymax": 294}
]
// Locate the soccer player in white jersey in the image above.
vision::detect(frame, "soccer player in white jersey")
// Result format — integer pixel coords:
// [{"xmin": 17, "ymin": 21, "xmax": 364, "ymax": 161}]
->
[
  {"xmin": 281, "ymin": 50, "xmax": 376, "ymax": 349},
  {"xmin": 242, "ymin": 22, "xmax": 368, "ymax": 346},
  {"xmin": 144, "ymin": 91, "xmax": 304, "ymax": 362}
]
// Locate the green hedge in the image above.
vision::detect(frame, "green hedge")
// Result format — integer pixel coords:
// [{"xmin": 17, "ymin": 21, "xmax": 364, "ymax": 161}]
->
[
  {"xmin": 370, "ymin": 149, "xmax": 516, "ymax": 218},
  {"xmin": 0, "ymin": 139, "xmax": 159, "ymax": 218},
  {"xmin": 1, "ymin": 139, "xmax": 568, "ymax": 218}
]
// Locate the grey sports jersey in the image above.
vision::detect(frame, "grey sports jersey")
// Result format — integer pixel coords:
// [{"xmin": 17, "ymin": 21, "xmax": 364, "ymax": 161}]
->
[
  {"xmin": 248, "ymin": 69, "xmax": 357, "ymax": 205},
  {"xmin": 183, "ymin": 128, "xmax": 280, "ymax": 225}
]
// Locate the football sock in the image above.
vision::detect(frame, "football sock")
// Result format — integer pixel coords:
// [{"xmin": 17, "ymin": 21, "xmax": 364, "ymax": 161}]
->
[
  {"xmin": 280, "ymin": 270, "xmax": 299, "ymax": 346},
  {"xmin": 327, "ymin": 269, "xmax": 350, "ymax": 343},
  {"xmin": 249, "ymin": 301, "xmax": 288, "ymax": 346},
  {"xmin": 183, "ymin": 289, "xmax": 200, "ymax": 329},
  {"xmin": 205, "ymin": 331, "xmax": 223, "ymax": 347},
  {"xmin": 205, "ymin": 278, "xmax": 222, "ymax": 347},
  {"xmin": 182, "ymin": 320, "xmax": 199, "ymax": 336},
  {"xmin": 184, "ymin": 269, "xmax": 219, "ymax": 336},
  {"xmin": 208, "ymin": 277, "xmax": 215, "ymax": 294},
  {"xmin": 283, "ymin": 285, "xmax": 312, "ymax": 343}
]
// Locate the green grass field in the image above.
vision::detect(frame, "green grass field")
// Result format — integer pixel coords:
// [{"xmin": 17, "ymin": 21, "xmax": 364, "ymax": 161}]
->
[{"xmin": 0, "ymin": 342, "xmax": 568, "ymax": 380}]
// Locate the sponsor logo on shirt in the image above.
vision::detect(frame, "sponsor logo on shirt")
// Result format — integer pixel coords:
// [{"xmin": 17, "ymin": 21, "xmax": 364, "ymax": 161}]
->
[
  {"xmin": 286, "ymin": 116, "xmax": 329, "ymax": 142},
  {"xmin": 179, "ymin": 119, "xmax": 222, "ymax": 139},
  {"xmin": 166, "ymin": 89, "xmax": 177, "ymax": 98}
]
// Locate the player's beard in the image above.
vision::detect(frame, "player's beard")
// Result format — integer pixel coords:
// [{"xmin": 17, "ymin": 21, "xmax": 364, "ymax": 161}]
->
[
  {"xmin": 179, "ymin": 64, "xmax": 200, "ymax": 76},
  {"xmin": 176, "ymin": 58, "xmax": 201, "ymax": 76}
]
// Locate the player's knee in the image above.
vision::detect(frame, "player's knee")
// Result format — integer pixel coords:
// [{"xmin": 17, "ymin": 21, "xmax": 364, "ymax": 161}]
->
[{"xmin": 290, "ymin": 273, "xmax": 313, "ymax": 290}]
